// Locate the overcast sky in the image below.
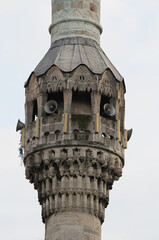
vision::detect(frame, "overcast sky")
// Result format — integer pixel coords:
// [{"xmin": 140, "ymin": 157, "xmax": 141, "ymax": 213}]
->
[{"xmin": 0, "ymin": 0, "xmax": 159, "ymax": 239}]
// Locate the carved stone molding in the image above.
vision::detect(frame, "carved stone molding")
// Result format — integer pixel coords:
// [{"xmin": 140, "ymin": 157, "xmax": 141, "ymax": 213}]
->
[
  {"xmin": 36, "ymin": 65, "xmax": 100, "ymax": 93},
  {"xmin": 98, "ymin": 71, "xmax": 117, "ymax": 97},
  {"xmin": 26, "ymin": 73, "xmax": 39, "ymax": 100},
  {"xmin": 45, "ymin": 66, "xmax": 66, "ymax": 92},
  {"xmin": 52, "ymin": 8, "xmax": 99, "ymax": 24},
  {"xmin": 68, "ymin": 66, "xmax": 98, "ymax": 92}
]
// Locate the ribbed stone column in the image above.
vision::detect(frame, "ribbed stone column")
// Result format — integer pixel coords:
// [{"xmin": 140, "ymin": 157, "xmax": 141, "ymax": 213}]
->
[{"xmin": 49, "ymin": 0, "xmax": 102, "ymax": 44}]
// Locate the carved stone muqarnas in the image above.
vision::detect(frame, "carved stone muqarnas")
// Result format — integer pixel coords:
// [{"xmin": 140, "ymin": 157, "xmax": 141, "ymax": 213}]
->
[{"xmin": 25, "ymin": 147, "xmax": 123, "ymax": 223}]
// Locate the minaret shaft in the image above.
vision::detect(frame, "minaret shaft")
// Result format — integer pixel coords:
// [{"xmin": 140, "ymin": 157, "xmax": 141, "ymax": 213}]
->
[
  {"xmin": 49, "ymin": 0, "xmax": 102, "ymax": 44},
  {"xmin": 45, "ymin": 212, "xmax": 101, "ymax": 240},
  {"xmin": 20, "ymin": 1, "xmax": 128, "ymax": 239}
]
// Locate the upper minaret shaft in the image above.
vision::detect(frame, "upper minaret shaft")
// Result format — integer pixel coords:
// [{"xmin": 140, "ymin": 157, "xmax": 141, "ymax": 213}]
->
[{"xmin": 49, "ymin": 0, "xmax": 102, "ymax": 44}]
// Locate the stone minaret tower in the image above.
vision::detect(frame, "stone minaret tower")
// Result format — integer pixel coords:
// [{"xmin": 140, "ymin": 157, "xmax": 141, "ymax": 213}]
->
[{"xmin": 18, "ymin": 1, "xmax": 131, "ymax": 239}]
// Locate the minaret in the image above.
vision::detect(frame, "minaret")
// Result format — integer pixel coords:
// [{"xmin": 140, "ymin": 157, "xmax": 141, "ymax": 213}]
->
[{"xmin": 17, "ymin": 1, "xmax": 132, "ymax": 239}]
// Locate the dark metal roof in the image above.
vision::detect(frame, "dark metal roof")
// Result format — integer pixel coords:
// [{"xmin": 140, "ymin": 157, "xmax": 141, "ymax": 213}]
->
[{"xmin": 25, "ymin": 37, "xmax": 124, "ymax": 87}]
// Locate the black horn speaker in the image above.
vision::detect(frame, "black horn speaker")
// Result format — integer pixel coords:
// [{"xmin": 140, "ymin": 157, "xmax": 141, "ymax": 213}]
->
[{"xmin": 16, "ymin": 119, "xmax": 25, "ymax": 132}]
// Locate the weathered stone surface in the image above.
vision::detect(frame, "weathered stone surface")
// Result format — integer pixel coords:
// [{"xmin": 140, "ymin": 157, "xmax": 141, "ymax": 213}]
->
[
  {"xmin": 24, "ymin": 145, "xmax": 123, "ymax": 223},
  {"xmin": 45, "ymin": 212, "xmax": 101, "ymax": 240},
  {"xmin": 50, "ymin": 0, "xmax": 101, "ymax": 43}
]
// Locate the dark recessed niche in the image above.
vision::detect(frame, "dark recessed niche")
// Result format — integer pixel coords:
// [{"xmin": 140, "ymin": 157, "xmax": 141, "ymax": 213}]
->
[
  {"xmin": 44, "ymin": 132, "xmax": 50, "ymax": 136},
  {"xmin": 100, "ymin": 95, "xmax": 110, "ymax": 117},
  {"xmin": 46, "ymin": 91, "xmax": 63, "ymax": 116},
  {"xmin": 32, "ymin": 99, "xmax": 38, "ymax": 122},
  {"xmin": 71, "ymin": 91, "xmax": 91, "ymax": 115}
]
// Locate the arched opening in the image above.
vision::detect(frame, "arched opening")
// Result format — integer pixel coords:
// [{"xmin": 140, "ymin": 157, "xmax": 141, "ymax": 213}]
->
[
  {"xmin": 73, "ymin": 129, "xmax": 79, "ymax": 140},
  {"xmin": 100, "ymin": 95, "xmax": 110, "ymax": 117},
  {"xmin": 55, "ymin": 130, "xmax": 60, "ymax": 141},
  {"xmin": 71, "ymin": 90, "xmax": 91, "ymax": 115},
  {"xmin": 32, "ymin": 99, "xmax": 38, "ymax": 121},
  {"xmin": 46, "ymin": 91, "xmax": 63, "ymax": 115}
]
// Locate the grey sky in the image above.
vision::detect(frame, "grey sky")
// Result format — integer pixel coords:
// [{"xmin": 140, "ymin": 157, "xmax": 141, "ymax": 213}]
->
[{"xmin": 0, "ymin": 0, "xmax": 159, "ymax": 239}]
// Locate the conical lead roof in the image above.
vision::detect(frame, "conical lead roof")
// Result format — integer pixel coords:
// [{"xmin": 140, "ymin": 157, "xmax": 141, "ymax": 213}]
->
[{"xmin": 34, "ymin": 37, "xmax": 123, "ymax": 81}]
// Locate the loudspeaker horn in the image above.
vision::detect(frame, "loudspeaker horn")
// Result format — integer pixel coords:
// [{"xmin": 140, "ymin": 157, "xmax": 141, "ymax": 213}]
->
[
  {"xmin": 44, "ymin": 100, "xmax": 58, "ymax": 114},
  {"xmin": 103, "ymin": 104, "xmax": 116, "ymax": 117},
  {"xmin": 127, "ymin": 128, "xmax": 133, "ymax": 141},
  {"xmin": 16, "ymin": 119, "xmax": 25, "ymax": 132}
]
